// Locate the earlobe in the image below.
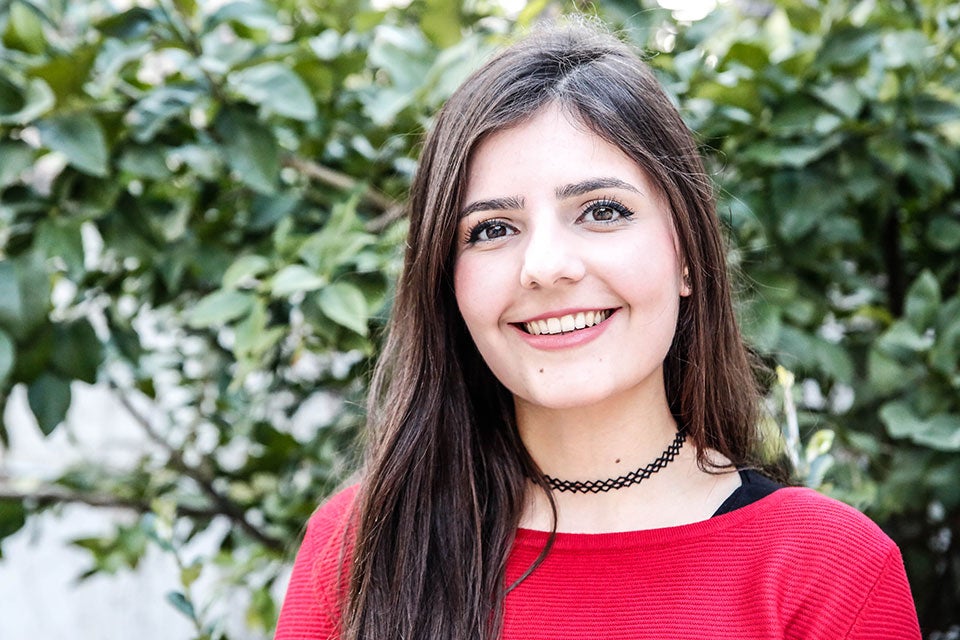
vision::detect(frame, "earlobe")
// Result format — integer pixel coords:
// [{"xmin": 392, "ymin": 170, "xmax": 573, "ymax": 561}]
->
[{"xmin": 681, "ymin": 267, "xmax": 692, "ymax": 297}]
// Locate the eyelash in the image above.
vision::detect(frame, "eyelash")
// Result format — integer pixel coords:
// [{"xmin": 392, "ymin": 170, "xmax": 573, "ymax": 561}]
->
[
  {"xmin": 464, "ymin": 218, "xmax": 514, "ymax": 244},
  {"xmin": 579, "ymin": 197, "xmax": 635, "ymax": 224},
  {"xmin": 462, "ymin": 197, "xmax": 636, "ymax": 245}
]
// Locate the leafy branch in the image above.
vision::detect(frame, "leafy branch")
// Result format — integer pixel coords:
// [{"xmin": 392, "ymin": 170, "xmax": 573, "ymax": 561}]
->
[{"xmin": 107, "ymin": 379, "xmax": 284, "ymax": 552}]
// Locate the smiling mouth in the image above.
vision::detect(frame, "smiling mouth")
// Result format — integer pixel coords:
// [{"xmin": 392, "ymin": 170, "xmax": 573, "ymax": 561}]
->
[{"xmin": 518, "ymin": 309, "xmax": 614, "ymax": 336}]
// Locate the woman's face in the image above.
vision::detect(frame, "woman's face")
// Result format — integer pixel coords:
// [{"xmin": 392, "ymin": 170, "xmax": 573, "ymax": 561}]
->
[{"xmin": 453, "ymin": 105, "xmax": 690, "ymax": 413}]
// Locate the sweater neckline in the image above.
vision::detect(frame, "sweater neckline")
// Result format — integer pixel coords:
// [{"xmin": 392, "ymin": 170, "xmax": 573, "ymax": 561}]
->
[{"xmin": 513, "ymin": 485, "xmax": 802, "ymax": 551}]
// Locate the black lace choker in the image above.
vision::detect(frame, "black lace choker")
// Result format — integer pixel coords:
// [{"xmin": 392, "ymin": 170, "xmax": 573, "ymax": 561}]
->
[{"xmin": 544, "ymin": 428, "xmax": 687, "ymax": 494}]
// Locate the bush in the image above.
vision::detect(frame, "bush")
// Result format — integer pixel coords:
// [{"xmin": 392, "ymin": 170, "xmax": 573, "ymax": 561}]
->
[{"xmin": 1, "ymin": 0, "xmax": 957, "ymax": 635}]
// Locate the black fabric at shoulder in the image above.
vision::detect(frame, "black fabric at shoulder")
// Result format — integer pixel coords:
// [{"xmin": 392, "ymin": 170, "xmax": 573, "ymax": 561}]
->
[{"xmin": 711, "ymin": 469, "xmax": 783, "ymax": 517}]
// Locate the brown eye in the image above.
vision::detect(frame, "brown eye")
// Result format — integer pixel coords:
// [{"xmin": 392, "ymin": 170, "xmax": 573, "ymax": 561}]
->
[
  {"xmin": 485, "ymin": 223, "xmax": 509, "ymax": 238},
  {"xmin": 467, "ymin": 219, "xmax": 517, "ymax": 244},
  {"xmin": 579, "ymin": 199, "xmax": 634, "ymax": 224},
  {"xmin": 592, "ymin": 206, "xmax": 616, "ymax": 221}
]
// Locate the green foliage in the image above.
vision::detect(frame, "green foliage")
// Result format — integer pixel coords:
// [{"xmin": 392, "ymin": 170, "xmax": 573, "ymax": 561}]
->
[
  {"xmin": 0, "ymin": 0, "xmax": 510, "ymax": 634},
  {"xmin": 604, "ymin": 0, "xmax": 960, "ymax": 627},
  {"xmin": 1, "ymin": 0, "xmax": 958, "ymax": 635}
]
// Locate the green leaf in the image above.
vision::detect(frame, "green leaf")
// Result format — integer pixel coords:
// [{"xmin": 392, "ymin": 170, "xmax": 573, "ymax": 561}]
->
[
  {"xmin": 880, "ymin": 401, "xmax": 920, "ymax": 440},
  {"xmin": 317, "ymin": 282, "xmax": 368, "ymax": 336},
  {"xmin": 127, "ymin": 87, "xmax": 200, "ymax": 143},
  {"xmin": 904, "ymin": 271, "xmax": 940, "ymax": 332},
  {"xmin": 27, "ymin": 372, "xmax": 72, "ymax": 436},
  {"xmin": 180, "ymin": 563, "xmax": 202, "ymax": 590},
  {"xmin": 223, "ymin": 255, "xmax": 271, "ymax": 289},
  {"xmin": 913, "ymin": 95, "xmax": 960, "ymax": 127},
  {"xmin": 930, "ymin": 315, "xmax": 960, "ymax": 378},
  {"xmin": 36, "ymin": 218, "xmax": 85, "ymax": 279},
  {"xmin": 880, "ymin": 402, "xmax": 960, "ymax": 452},
  {"xmin": 817, "ymin": 27, "xmax": 880, "ymax": 69},
  {"xmin": 866, "ymin": 347, "xmax": 920, "ymax": 396},
  {"xmin": 812, "ymin": 81, "xmax": 862, "ymax": 119},
  {"xmin": 230, "ymin": 63, "xmax": 317, "ymax": 122},
  {"xmin": 95, "ymin": 6, "xmax": 156, "ymax": 39},
  {"xmin": 270, "ymin": 265, "xmax": 327, "ymax": 297},
  {"xmin": 51, "ymin": 320, "xmax": 103, "ymax": 384},
  {"xmin": 367, "ymin": 24, "xmax": 432, "ymax": 91},
  {"xmin": 234, "ymin": 299, "xmax": 284, "ymax": 362},
  {"xmin": 926, "ymin": 216, "xmax": 960, "ymax": 252},
  {"xmin": 0, "ymin": 76, "xmax": 55, "ymax": 125},
  {"xmin": 36, "ymin": 113, "xmax": 109, "ymax": 177},
  {"xmin": 216, "ymin": 108, "xmax": 279, "ymax": 194},
  {"xmin": 867, "ymin": 132, "xmax": 908, "ymax": 174},
  {"xmin": 168, "ymin": 144, "xmax": 222, "ymax": 180},
  {"xmin": 2, "ymin": 1, "xmax": 46, "ymax": 54},
  {"xmin": 0, "ymin": 140, "xmax": 34, "ymax": 188},
  {"xmin": 173, "ymin": 0, "xmax": 198, "ymax": 18},
  {"xmin": 0, "ymin": 262, "xmax": 23, "ymax": 333},
  {"xmin": 4, "ymin": 252, "xmax": 50, "ymax": 341},
  {"xmin": 0, "ymin": 499, "xmax": 27, "ymax": 549},
  {"xmin": 206, "ymin": 0, "xmax": 278, "ymax": 31},
  {"xmin": 0, "ymin": 328, "xmax": 14, "ymax": 386},
  {"xmin": 420, "ymin": 0, "xmax": 462, "ymax": 48},
  {"xmin": 33, "ymin": 45, "xmax": 98, "ymax": 103},
  {"xmin": 166, "ymin": 591, "xmax": 197, "ymax": 620},
  {"xmin": 186, "ymin": 289, "xmax": 254, "ymax": 328},
  {"xmin": 118, "ymin": 145, "xmax": 171, "ymax": 180},
  {"xmin": 881, "ymin": 31, "xmax": 930, "ymax": 69},
  {"xmin": 876, "ymin": 320, "xmax": 934, "ymax": 360},
  {"xmin": 740, "ymin": 137, "xmax": 840, "ymax": 169},
  {"xmin": 741, "ymin": 298, "xmax": 781, "ymax": 352},
  {"xmin": 770, "ymin": 171, "xmax": 847, "ymax": 240}
]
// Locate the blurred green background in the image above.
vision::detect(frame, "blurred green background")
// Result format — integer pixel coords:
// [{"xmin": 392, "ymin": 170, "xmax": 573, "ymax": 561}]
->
[{"xmin": 0, "ymin": 0, "xmax": 958, "ymax": 637}]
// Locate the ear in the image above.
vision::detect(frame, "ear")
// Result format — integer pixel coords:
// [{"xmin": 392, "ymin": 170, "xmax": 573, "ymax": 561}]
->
[{"xmin": 680, "ymin": 267, "xmax": 692, "ymax": 297}]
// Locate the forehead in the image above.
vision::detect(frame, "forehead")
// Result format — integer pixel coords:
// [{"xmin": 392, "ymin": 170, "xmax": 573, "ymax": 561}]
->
[{"xmin": 464, "ymin": 105, "xmax": 655, "ymax": 201}]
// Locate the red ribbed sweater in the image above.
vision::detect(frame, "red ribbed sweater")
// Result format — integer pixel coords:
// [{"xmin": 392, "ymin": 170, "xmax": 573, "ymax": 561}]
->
[{"xmin": 275, "ymin": 485, "xmax": 921, "ymax": 639}]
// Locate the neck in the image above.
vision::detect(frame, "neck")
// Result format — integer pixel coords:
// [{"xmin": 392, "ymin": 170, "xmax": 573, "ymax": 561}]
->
[
  {"xmin": 514, "ymin": 385, "xmax": 739, "ymax": 533},
  {"xmin": 515, "ymin": 384, "xmax": 680, "ymax": 484}
]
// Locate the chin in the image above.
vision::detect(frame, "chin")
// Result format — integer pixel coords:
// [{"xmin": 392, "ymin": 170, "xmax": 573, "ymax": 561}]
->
[{"xmin": 515, "ymin": 386, "xmax": 615, "ymax": 412}]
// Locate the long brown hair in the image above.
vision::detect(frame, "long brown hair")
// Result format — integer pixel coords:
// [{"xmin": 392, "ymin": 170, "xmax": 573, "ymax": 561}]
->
[{"xmin": 341, "ymin": 21, "xmax": 769, "ymax": 640}]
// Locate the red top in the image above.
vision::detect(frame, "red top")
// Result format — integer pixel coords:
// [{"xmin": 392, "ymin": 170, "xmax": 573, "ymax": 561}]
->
[{"xmin": 275, "ymin": 485, "xmax": 921, "ymax": 640}]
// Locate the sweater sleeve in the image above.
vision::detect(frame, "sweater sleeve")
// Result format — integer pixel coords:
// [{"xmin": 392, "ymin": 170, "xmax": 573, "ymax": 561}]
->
[
  {"xmin": 845, "ymin": 547, "xmax": 921, "ymax": 640},
  {"xmin": 274, "ymin": 486, "xmax": 358, "ymax": 640}
]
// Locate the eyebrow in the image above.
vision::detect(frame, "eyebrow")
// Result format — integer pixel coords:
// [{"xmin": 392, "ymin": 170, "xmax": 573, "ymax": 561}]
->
[
  {"xmin": 459, "ymin": 177, "xmax": 642, "ymax": 218},
  {"xmin": 555, "ymin": 177, "xmax": 642, "ymax": 200},
  {"xmin": 460, "ymin": 195, "xmax": 525, "ymax": 218}
]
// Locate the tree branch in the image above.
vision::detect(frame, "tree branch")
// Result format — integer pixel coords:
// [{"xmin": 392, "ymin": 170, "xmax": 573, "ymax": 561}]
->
[
  {"xmin": 283, "ymin": 155, "xmax": 406, "ymax": 232},
  {"xmin": 0, "ymin": 483, "xmax": 214, "ymax": 521},
  {"xmin": 106, "ymin": 381, "xmax": 285, "ymax": 551}
]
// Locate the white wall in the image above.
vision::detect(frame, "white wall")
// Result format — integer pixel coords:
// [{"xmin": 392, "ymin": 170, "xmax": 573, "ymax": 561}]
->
[{"xmin": 0, "ymin": 385, "xmax": 205, "ymax": 640}]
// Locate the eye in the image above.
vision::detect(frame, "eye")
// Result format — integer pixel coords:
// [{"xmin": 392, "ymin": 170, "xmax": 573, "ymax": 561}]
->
[
  {"xmin": 465, "ymin": 218, "xmax": 517, "ymax": 244},
  {"xmin": 579, "ymin": 198, "xmax": 635, "ymax": 224}
]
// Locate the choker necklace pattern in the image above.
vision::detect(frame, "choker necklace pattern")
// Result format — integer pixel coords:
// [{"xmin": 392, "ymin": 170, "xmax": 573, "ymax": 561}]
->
[{"xmin": 545, "ymin": 428, "xmax": 687, "ymax": 494}]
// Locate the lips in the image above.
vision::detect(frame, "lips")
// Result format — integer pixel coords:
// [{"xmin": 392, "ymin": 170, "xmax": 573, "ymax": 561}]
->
[{"xmin": 518, "ymin": 309, "xmax": 614, "ymax": 336}]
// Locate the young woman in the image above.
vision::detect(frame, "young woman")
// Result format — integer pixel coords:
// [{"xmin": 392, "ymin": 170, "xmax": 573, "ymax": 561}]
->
[{"xmin": 275, "ymin": 22, "xmax": 921, "ymax": 640}]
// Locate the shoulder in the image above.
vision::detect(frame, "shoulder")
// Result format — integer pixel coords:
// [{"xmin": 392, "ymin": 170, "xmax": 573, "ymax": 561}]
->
[
  {"xmin": 744, "ymin": 488, "xmax": 903, "ymax": 598},
  {"xmin": 745, "ymin": 488, "xmax": 920, "ymax": 638},
  {"xmin": 274, "ymin": 484, "xmax": 360, "ymax": 640},
  {"xmin": 307, "ymin": 483, "xmax": 361, "ymax": 539},
  {"xmin": 763, "ymin": 487, "xmax": 895, "ymax": 549},
  {"xmin": 300, "ymin": 483, "xmax": 361, "ymax": 577}
]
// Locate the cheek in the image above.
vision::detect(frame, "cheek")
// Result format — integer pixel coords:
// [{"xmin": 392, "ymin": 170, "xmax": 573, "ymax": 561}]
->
[{"xmin": 453, "ymin": 256, "xmax": 495, "ymax": 332}]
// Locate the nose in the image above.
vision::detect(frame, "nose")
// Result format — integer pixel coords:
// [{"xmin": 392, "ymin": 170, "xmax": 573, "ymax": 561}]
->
[{"xmin": 519, "ymin": 219, "xmax": 586, "ymax": 289}]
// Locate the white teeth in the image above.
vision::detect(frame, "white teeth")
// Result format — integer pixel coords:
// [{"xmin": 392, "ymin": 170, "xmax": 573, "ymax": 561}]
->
[{"xmin": 523, "ymin": 310, "xmax": 611, "ymax": 336}]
